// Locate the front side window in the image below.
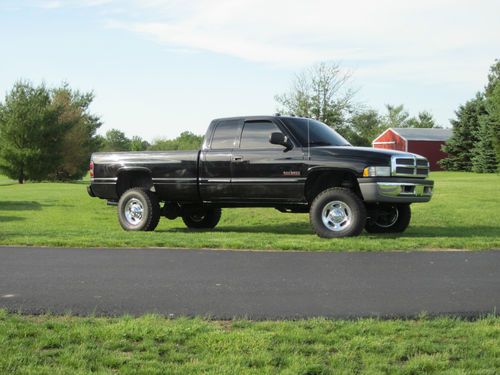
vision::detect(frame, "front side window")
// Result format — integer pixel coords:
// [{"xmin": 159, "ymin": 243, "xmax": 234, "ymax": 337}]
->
[
  {"xmin": 211, "ymin": 120, "xmax": 239, "ymax": 149},
  {"xmin": 282, "ymin": 118, "xmax": 351, "ymax": 147},
  {"xmin": 240, "ymin": 121, "xmax": 284, "ymax": 149}
]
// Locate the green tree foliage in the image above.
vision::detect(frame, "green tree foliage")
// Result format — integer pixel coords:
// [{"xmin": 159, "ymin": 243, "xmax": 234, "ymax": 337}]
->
[
  {"xmin": 382, "ymin": 105, "xmax": 437, "ymax": 129},
  {"xmin": 101, "ymin": 129, "xmax": 131, "ymax": 151},
  {"xmin": 485, "ymin": 59, "xmax": 500, "ymax": 96},
  {"xmin": 347, "ymin": 109, "xmax": 384, "ymax": 146},
  {"xmin": 406, "ymin": 111, "xmax": 438, "ymax": 128},
  {"xmin": 149, "ymin": 131, "xmax": 203, "ymax": 151},
  {"xmin": 442, "ymin": 59, "xmax": 499, "ymax": 173},
  {"xmin": 130, "ymin": 136, "xmax": 150, "ymax": 151},
  {"xmin": 275, "ymin": 62, "xmax": 356, "ymax": 137},
  {"xmin": 440, "ymin": 94, "xmax": 486, "ymax": 171},
  {"xmin": 486, "ymin": 84, "xmax": 500, "ymax": 168},
  {"xmin": 382, "ymin": 104, "xmax": 410, "ymax": 128},
  {"xmin": 0, "ymin": 82, "xmax": 66, "ymax": 183},
  {"xmin": 0, "ymin": 81, "xmax": 102, "ymax": 183},
  {"xmin": 471, "ymin": 117, "xmax": 498, "ymax": 172},
  {"xmin": 471, "ymin": 60, "xmax": 500, "ymax": 172},
  {"xmin": 49, "ymin": 85, "xmax": 102, "ymax": 180}
]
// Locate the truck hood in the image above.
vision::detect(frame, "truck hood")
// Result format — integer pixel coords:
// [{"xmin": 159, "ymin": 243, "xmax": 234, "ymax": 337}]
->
[{"xmin": 308, "ymin": 146, "xmax": 424, "ymax": 166}]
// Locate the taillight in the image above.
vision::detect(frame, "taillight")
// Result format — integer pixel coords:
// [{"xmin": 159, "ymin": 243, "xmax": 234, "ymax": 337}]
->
[{"xmin": 89, "ymin": 161, "xmax": 94, "ymax": 178}]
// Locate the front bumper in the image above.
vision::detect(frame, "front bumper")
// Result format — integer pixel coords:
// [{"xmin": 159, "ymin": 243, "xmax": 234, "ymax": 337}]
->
[{"xmin": 358, "ymin": 177, "xmax": 434, "ymax": 203}]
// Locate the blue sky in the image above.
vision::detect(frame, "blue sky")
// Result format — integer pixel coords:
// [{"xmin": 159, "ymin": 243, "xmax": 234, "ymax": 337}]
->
[{"xmin": 0, "ymin": 0, "xmax": 499, "ymax": 140}]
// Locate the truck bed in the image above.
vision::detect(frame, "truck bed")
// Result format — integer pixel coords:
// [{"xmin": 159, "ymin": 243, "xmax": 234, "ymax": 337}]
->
[{"xmin": 91, "ymin": 150, "xmax": 200, "ymax": 201}]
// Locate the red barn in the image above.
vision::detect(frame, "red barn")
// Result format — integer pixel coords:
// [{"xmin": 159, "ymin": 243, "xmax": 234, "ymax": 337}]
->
[{"xmin": 372, "ymin": 128, "xmax": 453, "ymax": 171}]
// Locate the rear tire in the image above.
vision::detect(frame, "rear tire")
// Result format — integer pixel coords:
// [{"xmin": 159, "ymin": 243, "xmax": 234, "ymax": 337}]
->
[
  {"xmin": 182, "ymin": 207, "xmax": 222, "ymax": 229},
  {"xmin": 309, "ymin": 187, "xmax": 366, "ymax": 238},
  {"xmin": 117, "ymin": 188, "xmax": 160, "ymax": 231},
  {"xmin": 365, "ymin": 204, "xmax": 411, "ymax": 233}
]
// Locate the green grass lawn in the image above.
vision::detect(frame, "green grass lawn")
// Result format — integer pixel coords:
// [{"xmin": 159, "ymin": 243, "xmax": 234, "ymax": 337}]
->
[
  {"xmin": 0, "ymin": 311, "xmax": 498, "ymax": 374},
  {"xmin": 0, "ymin": 172, "xmax": 499, "ymax": 251}
]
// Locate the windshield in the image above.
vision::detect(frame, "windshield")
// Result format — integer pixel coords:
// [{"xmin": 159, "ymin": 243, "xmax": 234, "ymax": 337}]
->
[{"xmin": 281, "ymin": 118, "xmax": 351, "ymax": 147}]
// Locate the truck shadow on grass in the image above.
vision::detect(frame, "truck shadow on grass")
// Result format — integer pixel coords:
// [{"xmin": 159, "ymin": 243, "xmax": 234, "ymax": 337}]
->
[
  {"xmin": 0, "ymin": 201, "xmax": 42, "ymax": 211},
  {"xmin": 0, "ymin": 216, "xmax": 25, "ymax": 222}
]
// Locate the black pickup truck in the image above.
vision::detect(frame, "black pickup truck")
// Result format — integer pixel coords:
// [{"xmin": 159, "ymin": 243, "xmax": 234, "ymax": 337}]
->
[{"xmin": 88, "ymin": 115, "xmax": 433, "ymax": 238}]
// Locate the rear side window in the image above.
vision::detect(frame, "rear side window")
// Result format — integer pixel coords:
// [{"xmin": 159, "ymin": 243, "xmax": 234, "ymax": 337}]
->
[
  {"xmin": 240, "ymin": 121, "xmax": 283, "ymax": 149},
  {"xmin": 211, "ymin": 121, "xmax": 239, "ymax": 149}
]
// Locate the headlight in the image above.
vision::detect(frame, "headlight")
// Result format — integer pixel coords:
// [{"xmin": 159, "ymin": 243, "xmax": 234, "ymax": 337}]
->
[{"xmin": 363, "ymin": 166, "xmax": 391, "ymax": 177}]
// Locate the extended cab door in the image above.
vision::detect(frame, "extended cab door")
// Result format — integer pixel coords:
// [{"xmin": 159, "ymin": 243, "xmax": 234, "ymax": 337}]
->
[
  {"xmin": 199, "ymin": 119, "xmax": 242, "ymax": 201},
  {"xmin": 231, "ymin": 120, "xmax": 306, "ymax": 202}
]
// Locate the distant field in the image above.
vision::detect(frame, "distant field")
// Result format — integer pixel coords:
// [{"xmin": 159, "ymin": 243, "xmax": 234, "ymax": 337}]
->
[
  {"xmin": 1, "ymin": 311, "xmax": 498, "ymax": 374},
  {"xmin": 0, "ymin": 172, "xmax": 499, "ymax": 251}
]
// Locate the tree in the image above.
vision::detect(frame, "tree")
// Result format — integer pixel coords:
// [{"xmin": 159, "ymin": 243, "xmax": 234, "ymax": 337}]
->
[
  {"xmin": 472, "ymin": 60, "xmax": 500, "ymax": 172},
  {"xmin": 0, "ymin": 81, "xmax": 67, "ymax": 183},
  {"xmin": 130, "ymin": 136, "xmax": 150, "ymax": 151},
  {"xmin": 275, "ymin": 62, "xmax": 356, "ymax": 137},
  {"xmin": 440, "ymin": 94, "xmax": 486, "ymax": 171},
  {"xmin": 149, "ymin": 131, "xmax": 203, "ymax": 151},
  {"xmin": 471, "ymin": 117, "xmax": 498, "ymax": 172},
  {"xmin": 101, "ymin": 129, "xmax": 131, "ymax": 151},
  {"xmin": 485, "ymin": 59, "xmax": 500, "ymax": 96},
  {"xmin": 49, "ymin": 84, "xmax": 102, "ymax": 180},
  {"xmin": 382, "ymin": 104, "xmax": 410, "ymax": 128},
  {"xmin": 407, "ymin": 111, "xmax": 438, "ymax": 128},
  {"xmin": 347, "ymin": 109, "xmax": 384, "ymax": 146},
  {"xmin": 486, "ymin": 83, "xmax": 500, "ymax": 169},
  {"xmin": 381, "ymin": 105, "xmax": 437, "ymax": 129}
]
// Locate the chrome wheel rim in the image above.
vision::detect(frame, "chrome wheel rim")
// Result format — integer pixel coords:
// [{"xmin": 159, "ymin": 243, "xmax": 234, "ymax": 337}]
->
[
  {"xmin": 124, "ymin": 198, "xmax": 144, "ymax": 225},
  {"xmin": 375, "ymin": 206, "xmax": 399, "ymax": 228},
  {"xmin": 321, "ymin": 201, "xmax": 352, "ymax": 232}
]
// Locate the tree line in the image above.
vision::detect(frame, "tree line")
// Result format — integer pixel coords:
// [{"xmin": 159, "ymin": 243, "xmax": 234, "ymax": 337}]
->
[{"xmin": 99, "ymin": 129, "xmax": 203, "ymax": 153}]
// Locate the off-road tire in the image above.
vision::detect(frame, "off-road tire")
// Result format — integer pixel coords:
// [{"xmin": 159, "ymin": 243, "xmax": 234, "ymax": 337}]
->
[
  {"xmin": 309, "ymin": 187, "xmax": 366, "ymax": 238},
  {"xmin": 117, "ymin": 188, "xmax": 161, "ymax": 231},
  {"xmin": 365, "ymin": 204, "xmax": 411, "ymax": 233},
  {"xmin": 182, "ymin": 208, "xmax": 222, "ymax": 229}
]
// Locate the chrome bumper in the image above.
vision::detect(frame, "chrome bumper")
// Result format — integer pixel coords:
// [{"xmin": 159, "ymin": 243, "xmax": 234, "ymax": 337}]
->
[{"xmin": 358, "ymin": 178, "xmax": 434, "ymax": 203}]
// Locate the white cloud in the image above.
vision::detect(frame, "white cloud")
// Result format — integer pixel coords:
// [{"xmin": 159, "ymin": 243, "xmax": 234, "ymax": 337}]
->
[{"xmin": 35, "ymin": 0, "xmax": 500, "ymax": 83}]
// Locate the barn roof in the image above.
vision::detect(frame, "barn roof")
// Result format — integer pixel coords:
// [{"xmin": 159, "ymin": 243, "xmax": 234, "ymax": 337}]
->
[{"xmin": 391, "ymin": 128, "xmax": 453, "ymax": 141}]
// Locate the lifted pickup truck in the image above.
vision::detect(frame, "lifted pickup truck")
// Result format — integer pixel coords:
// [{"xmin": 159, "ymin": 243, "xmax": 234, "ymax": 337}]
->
[{"xmin": 88, "ymin": 116, "xmax": 433, "ymax": 238}]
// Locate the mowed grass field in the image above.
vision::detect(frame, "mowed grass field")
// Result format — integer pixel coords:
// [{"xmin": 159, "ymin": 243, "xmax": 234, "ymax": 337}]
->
[
  {"xmin": 1, "ymin": 311, "xmax": 499, "ymax": 374},
  {"xmin": 0, "ymin": 172, "xmax": 499, "ymax": 251}
]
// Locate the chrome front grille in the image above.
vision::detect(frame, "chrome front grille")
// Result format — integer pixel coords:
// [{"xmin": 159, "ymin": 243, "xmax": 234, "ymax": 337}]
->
[{"xmin": 391, "ymin": 155, "xmax": 429, "ymax": 178}]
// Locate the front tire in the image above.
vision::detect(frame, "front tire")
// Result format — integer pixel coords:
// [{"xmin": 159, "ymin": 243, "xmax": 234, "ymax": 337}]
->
[
  {"xmin": 117, "ymin": 188, "xmax": 161, "ymax": 231},
  {"xmin": 365, "ymin": 204, "xmax": 411, "ymax": 233},
  {"xmin": 182, "ymin": 207, "xmax": 222, "ymax": 229},
  {"xmin": 309, "ymin": 187, "xmax": 366, "ymax": 238}
]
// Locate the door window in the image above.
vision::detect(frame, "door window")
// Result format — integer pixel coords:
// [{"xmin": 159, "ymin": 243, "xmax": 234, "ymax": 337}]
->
[
  {"xmin": 240, "ymin": 121, "xmax": 284, "ymax": 149},
  {"xmin": 211, "ymin": 120, "xmax": 239, "ymax": 149}
]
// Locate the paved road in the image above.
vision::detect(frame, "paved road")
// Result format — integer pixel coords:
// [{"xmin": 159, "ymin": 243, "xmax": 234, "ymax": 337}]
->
[{"xmin": 0, "ymin": 247, "xmax": 499, "ymax": 319}]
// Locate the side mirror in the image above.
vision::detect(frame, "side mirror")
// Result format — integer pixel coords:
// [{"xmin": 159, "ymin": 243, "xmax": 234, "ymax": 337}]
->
[{"xmin": 269, "ymin": 132, "xmax": 292, "ymax": 150}]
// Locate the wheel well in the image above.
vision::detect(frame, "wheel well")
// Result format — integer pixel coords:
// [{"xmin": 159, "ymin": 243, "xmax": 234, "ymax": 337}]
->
[
  {"xmin": 116, "ymin": 170, "xmax": 153, "ymax": 197},
  {"xmin": 305, "ymin": 170, "xmax": 361, "ymax": 203}
]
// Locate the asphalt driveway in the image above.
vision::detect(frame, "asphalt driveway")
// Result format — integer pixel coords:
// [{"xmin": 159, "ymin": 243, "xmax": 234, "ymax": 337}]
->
[{"xmin": 0, "ymin": 247, "xmax": 498, "ymax": 319}]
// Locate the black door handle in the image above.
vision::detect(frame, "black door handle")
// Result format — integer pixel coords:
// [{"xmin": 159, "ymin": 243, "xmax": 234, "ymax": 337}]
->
[{"xmin": 232, "ymin": 155, "xmax": 244, "ymax": 162}]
